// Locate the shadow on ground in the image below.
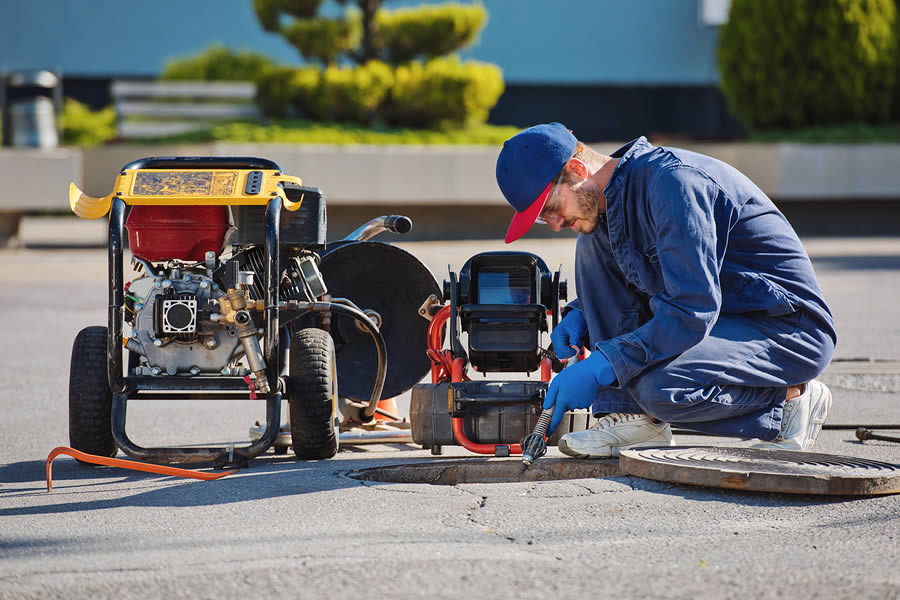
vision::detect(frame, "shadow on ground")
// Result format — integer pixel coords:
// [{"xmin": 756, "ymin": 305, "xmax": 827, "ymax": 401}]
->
[{"xmin": 0, "ymin": 456, "xmax": 358, "ymax": 516}]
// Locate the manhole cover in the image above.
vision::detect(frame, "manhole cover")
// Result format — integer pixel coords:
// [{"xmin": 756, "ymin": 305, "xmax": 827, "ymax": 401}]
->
[
  {"xmin": 620, "ymin": 447, "xmax": 900, "ymax": 496},
  {"xmin": 349, "ymin": 458, "xmax": 620, "ymax": 485}
]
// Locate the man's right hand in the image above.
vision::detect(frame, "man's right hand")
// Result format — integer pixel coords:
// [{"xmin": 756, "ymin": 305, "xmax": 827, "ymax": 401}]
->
[
  {"xmin": 551, "ymin": 307, "xmax": 587, "ymax": 359},
  {"xmin": 543, "ymin": 351, "xmax": 615, "ymax": 432}
]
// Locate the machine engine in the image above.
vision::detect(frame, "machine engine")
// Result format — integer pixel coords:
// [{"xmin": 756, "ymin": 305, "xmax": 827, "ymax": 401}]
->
[{"xmin": 124, "ymin": 264, "xmax": 244, "ymax": 377}]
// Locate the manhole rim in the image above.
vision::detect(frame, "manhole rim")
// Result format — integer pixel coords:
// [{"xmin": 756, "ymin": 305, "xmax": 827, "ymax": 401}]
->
[{"xmin": 620, "ymin": 446, "xmax": 900, "ymax": 496}]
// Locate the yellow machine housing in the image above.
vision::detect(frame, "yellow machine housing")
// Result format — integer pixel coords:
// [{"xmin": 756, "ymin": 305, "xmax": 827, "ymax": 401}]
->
[{"xmin": 69, "ymin": 167, "xmax": 304, "ymax": 219}]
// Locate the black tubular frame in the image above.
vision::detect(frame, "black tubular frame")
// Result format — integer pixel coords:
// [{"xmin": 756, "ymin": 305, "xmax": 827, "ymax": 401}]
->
[{"xmin": 106, "ymin": 196, "xmax": 284, "ymax": 467}]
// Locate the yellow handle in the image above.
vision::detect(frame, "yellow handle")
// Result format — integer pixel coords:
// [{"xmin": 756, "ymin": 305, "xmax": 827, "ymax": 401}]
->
[
  {"xmin": 69, "ymin": 183, "xmax": 113, "ymax": 220},
  {"xmin": 269, "ymin": 175, "xmax": 304, "ymax": 212}
]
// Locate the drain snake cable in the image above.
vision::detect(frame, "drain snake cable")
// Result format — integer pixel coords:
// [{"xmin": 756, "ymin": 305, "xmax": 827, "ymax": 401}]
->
[{"xmin": 46, "ymin": 446, "xmax": 237, "ymax": 492}]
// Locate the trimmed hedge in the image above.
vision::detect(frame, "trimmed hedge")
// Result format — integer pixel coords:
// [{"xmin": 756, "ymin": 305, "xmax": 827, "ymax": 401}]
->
[
  {"xmin": 317, "ymin": 61, "xmax": 394, "ymax": 123},
  {"xmin": 257, "ymin": 61, "xmax": 393, "ymax": 123},
  {"xmin": 257, "ymin": 57, "xmax": 503, "ymax": 128},
  {"xmin": 161, "ymin": 45, "xmax": 277, "ymax": 82},
  {"xmin": 386, "ymin": 56, "xmax": 504, "ymax": 128},
  {"xmin": 375, "ymin": 3, "xmax": 486, "ymax": 62},
  {"xmin": 280, "ymin": 17, "xmax": 360, "ymax": 65},
  {"xmin": 256, "ymin": 65, "xmax": 308, "ymax": 118},
  {"xmin": 718, "ymin": 0, "xmax": 898, "ymax": 130}
]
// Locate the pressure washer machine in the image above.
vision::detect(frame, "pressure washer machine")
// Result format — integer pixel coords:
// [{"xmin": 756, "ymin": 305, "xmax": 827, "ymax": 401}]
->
[
  {"xmin": 67, "ymin": 157, "xmax": 436, "ymax": 468},
  {"xmin": 410, "ymin": 251, "xmax": 594, "ymax": 456}
]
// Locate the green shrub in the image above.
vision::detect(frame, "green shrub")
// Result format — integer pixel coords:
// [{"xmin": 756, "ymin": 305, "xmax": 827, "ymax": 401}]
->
[
  {"xmin": 288, "ymin": 66, "xmax": 326, "ymax": 119},
  {"xmin": 281, "ymin": 17, "xmax": 360, "ymax": 65},
  {"xmin": 251, "ymin": 1, "xmax": 504, "ymax": 129},
  {"xmin": 318, "ymin": 61, "xmax": 394, "ymax": 123},
  {"xmin": 61, "ymin": 99, "xmax": 117, "ymax": 147},
  {"xmin": 375, "ymin": 3, "xmax": 486, "ymax": 62},
  {"xmin": 718, "ymin": 0, "xmax": 897, "ymax": 130},
  {"xmin": 161, "ymin": 45, "xmax": 277, "ymax": 82},
  {"xmin": 257, "ymin": 65, "xmax": 305, "ymax": 117},
  {"xmin": 257, "ymin": 62, "xmax": 393, "ymax": 124},
  {"xmin": 386, "ymin": 56, "xmax": 504, "ymax": 128}
]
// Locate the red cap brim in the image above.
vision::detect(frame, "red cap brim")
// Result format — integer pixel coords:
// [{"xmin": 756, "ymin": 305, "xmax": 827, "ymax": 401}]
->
[{"xmin": 504, "ymin": 182, "xmax": 552, "ymax": 243}]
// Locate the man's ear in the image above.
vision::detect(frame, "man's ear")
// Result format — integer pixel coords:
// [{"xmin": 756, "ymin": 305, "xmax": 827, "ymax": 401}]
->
[{"xmin": 566, "ymin": 158, "xmax": 589, "ymax": 181}]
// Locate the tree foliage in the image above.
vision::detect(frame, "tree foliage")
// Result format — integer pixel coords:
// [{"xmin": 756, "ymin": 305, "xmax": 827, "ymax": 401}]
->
[
  {"xmin": 61, "ymin": 99, "xmax": 117, "ymax": 146},
  {"xmin": 385, "ymin": 56, "xmax": 504, "ymax": 127},
  {"xmin": 718, "ymin": 0, "xmax": 898, "ymax": 130},
  {"xmin": 252, "ymin": 1, "xmax": 502, "ymax": 128},
  {"xmin": 161, "ymin": 45, "xmax": 277, "ymax": 82},
  {"xmin": 254, "ymin": 1, "xmax": 485, "ymax": 66},
  {"xmin": 375, "ymin": 4, "xmax": 485, "ymax": 62}
]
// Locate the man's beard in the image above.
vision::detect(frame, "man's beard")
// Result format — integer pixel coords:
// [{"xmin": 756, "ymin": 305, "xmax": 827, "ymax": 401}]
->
[{"xmin": 572, "ymin": 185, "xmax": 602, "ymax": 234}]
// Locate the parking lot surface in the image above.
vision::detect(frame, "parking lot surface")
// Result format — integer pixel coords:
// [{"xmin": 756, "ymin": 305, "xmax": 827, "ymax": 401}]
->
[{"xmin": 1, "ymin": 218, "xmax": 898, "ymax": 599}]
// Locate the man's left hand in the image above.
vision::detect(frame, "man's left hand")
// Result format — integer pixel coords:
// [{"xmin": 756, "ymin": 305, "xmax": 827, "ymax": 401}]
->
[{"xmin": 543, "ymin": 351, "xmax": 616, "ymax": 433}]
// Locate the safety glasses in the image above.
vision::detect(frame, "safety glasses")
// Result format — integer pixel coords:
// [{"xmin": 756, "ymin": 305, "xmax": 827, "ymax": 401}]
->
[
  {"xmin": 534, "ymin": 171, "xmax": 565, "ymax": 226},
  {"xmin": 534, "ymin": 147, "xmax": 584, "ymax": 226}
]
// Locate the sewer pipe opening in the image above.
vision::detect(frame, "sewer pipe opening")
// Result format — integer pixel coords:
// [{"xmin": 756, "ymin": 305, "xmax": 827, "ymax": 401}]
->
[{"xmin": 348, "ymin": 458, "xmax": 621, "ymax": 485}]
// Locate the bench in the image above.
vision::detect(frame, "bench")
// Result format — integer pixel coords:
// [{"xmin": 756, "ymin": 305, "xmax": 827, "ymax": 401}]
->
[{"xmin": 110, "ymin": 80, "xmax": 261, "ymax": 139}]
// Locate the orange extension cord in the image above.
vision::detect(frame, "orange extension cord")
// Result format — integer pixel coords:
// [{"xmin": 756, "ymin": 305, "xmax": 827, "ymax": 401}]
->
[{"xmin": 45, "ymin": 446, "xmax": 237, "ymax": 492}]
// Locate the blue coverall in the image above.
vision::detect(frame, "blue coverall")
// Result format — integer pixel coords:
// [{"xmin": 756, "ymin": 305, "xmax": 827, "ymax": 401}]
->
[{"xmin": 574, "ymin": 137, "xmax": 836, "ymax": 441}]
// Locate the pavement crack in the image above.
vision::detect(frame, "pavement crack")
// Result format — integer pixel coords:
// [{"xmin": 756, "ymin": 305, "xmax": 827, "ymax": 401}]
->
[
  {"xmin": 465, "ymin": 495, "xmax": 487, "ymax": 520},
  {"xmin": 464, "ymin": 496, "xmax": 488, "ymax": 525},
  {"xmin": 570, "ymin": 482, "xmax": 597, "ymax": 495},
  {"xmin": 463, "ymin": 495, "xmax": 520, "ymax": 544}
]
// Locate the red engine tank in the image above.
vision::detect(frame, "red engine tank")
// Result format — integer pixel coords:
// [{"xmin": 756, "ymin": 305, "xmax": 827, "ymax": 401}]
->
[{"xmin": 125, "ymin": 205, "xmax": 229, "ymax": 262}]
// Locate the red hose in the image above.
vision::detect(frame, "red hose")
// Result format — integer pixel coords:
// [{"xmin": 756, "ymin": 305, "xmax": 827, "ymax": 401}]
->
[
  {"xmin": 428, "ymin": 306, "xmax": 522, "ymax": 455},
  {"xmin": 427, "ymin": 306, "xmax": 467, "ymax": 384},
  {"xmin": 452, "ymin": 416, "xmax": 523, "ymax": 455}
]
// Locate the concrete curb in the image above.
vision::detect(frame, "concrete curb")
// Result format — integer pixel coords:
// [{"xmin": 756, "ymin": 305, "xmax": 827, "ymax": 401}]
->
[
  {"xmin": 1, "ymin": 141, "xmax": 899, "ymax": 241},
  {"xmin": 3, "ymin": 141, "xmax": 900, "ymax": 209}
]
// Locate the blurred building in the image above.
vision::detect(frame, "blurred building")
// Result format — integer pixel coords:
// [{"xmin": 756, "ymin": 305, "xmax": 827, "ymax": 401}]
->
[{"xmin": 0, "ymin": 0, "xmax": 741, "ymax": 141}]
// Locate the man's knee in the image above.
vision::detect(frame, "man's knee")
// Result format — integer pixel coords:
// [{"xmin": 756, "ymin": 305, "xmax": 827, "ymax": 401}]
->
[
  {"xmin": 626, "ymin": 370, "xmax": 696, "ymax": 422},
  {"xmin": 791, "ymin": 318, "xmax": 837, "ymax": 383}
]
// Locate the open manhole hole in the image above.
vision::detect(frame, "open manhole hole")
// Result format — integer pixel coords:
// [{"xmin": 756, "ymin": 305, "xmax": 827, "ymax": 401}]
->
[
  {"xmin": 349, "ymin": 458, "xmax": 621, "ymax": 485},
  {"xmin": 349, "ymin": 448, "xmax": 900, "ymax": 495}
]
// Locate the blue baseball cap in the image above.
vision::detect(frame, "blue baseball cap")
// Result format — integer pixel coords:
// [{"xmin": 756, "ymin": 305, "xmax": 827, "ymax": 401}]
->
[{"xmin": 496, "ymin": 122, "xmax": 577, "ymax": 243}]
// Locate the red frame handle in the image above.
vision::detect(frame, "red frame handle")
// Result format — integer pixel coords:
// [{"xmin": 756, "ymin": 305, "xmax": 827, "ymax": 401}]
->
[{"xmin": 448, "ymin": 357, "xmax": 553, "ymax": 456}]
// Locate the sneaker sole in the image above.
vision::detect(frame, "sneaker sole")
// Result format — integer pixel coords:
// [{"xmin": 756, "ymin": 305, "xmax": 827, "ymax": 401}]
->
[
  {"xmin": 558, "ymin": 438, "xmax": 675, "ymax": 459},
  {"xmin": 803, "ymin": 381, "xmax": 833, "ymax": 451}
]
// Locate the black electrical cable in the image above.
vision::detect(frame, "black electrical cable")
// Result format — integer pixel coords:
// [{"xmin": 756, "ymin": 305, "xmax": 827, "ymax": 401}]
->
[{"xmin": 280, "ymin": 300, "xmax": 386, "ymax": 421}]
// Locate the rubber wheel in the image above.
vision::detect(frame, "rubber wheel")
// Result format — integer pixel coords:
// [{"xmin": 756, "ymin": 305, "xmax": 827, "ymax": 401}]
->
[
  {"xmin": 68, "ymin": 326, "xmax": 117, "ymax": 458},
  {"xmin": 288, "ymin": 328, "xmax": 339, "ymax": 459}
]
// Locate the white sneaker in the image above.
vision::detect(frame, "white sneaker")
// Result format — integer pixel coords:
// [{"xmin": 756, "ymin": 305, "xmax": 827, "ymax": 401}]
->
[
  {"xmin": 557, "ymin": 413, "xmax": 675, "ymax": 458},
  {"xmin": 753, "ymin": 379, "xmax": 832, "ymax": 451}
]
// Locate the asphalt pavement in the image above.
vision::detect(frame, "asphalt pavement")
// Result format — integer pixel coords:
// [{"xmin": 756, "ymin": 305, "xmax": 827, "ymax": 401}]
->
[{"xmin": 0, "ymin": 217, "xmax": 898, "ymax": 599}]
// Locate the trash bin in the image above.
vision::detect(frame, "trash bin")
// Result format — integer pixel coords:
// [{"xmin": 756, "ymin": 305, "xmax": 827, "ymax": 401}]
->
[{"xmin": 1, "ymin": 70, "xmax": 61, "ymax": 148}]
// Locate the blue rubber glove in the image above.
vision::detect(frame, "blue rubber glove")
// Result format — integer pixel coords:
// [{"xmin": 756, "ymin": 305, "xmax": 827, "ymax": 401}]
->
[
  {"xmin": 543, "ymin": 351, "xmax": 616, "ymax": 433},
  {"xmin": 550, "ymin": 307, "xmax": 587, "ymax": 360}
]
